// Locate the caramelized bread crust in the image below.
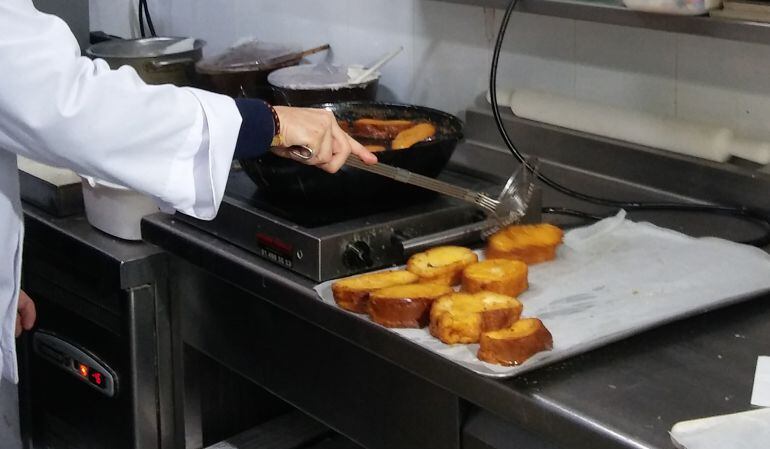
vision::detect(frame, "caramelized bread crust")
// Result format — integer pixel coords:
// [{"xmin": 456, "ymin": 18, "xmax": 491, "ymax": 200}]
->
[
  {"xmin": 430, "ymin": 291, "xmax": 523, "ymax": 344},
  {"xmin": 486, "ymin": 224, "xmax": 564, "ymax": 265},
  {"xmin": 332, "ymin": 270, "xmax": 419, "ymax": 313},
  {"xmin": 392, "ymin": 123, "xmax": 437, "ymax": 150},
  {"xmin": 368, "ymin": 283, "xmax": 453, "ymax": 328},
  {"xmin": 407, "ymin": 246, "xmax": 479, "ymax": 286},
  {"xmin": 352, "ymin": 118, "xmax": 415, "ymax": 139},
  {"xmin": 462, "ymin": 259, "xmax": 528, "ymax": 297},
  {"xmin": 477, "ymin": 318, "xmax": 553, "ymax": 366}
]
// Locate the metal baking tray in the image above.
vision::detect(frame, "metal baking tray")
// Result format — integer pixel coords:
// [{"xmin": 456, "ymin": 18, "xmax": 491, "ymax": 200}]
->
[{"xmin": 316, "ymin": 213, "xmax": 770, "ymax": 378}]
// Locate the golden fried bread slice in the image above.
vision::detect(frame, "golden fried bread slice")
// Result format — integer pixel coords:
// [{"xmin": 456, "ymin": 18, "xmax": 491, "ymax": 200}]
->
[
  {"xmin": 407, "ymin": 246, "xmax": 478, "ymax": 286},
  {"xmin": 429, "ymin": 291, "xmax": 522, "ymax": 344},
  {"xmin": 477, "ymin": 318, "xmax": 553, "ymax": 366},
  {"xmin": 352, "ymin": 118, "xmax": 415, "ymax": 140},
  {"xmin": 462, "ymin": 259, "xmax": 528, "ymax": 297},
  {"xmin": 368, "ymin": 283, "xmax": 453, "ymax": 328},
  {"xmin": 391, "ymin": 123, "xmax": 437, "ymax": 150},
  {"xmin": 332, "ymin": 270, "xmax": 419, "ymax": 313},
  {"xmin": 486, "ymin": 223, "xmax": 564, "ymax": 265}
]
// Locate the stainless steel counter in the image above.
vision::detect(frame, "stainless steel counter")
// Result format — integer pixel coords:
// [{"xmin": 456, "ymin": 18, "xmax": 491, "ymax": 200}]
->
[
  {"xmin": 142, "ymin": 106, "xmax": 770, "ymax": 448},
  {"xmin": 23, "ymin": 205, "xmax": 167, "ymax": 290},
  {"xmin": 20, "ymin": 205, "xmax": 174, "ymax": 449},
  {"xmin": 142, "ymin": 144, "xmax": 770, "ymax": 449}
]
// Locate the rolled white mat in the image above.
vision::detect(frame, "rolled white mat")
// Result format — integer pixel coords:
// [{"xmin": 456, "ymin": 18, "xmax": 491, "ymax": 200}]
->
[
  {"xmin": 485, "ymin": 88, "xmax": 515, "ymax": 108},
  {"xmin": 510, "ymin": 89, "xmax": 735, "ymax": 163}
]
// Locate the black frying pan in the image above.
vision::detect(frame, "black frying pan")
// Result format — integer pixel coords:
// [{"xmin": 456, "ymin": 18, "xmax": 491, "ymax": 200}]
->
[{"xmin": 239, "ymin": 102, "xmax": 464, "ymax": 204}]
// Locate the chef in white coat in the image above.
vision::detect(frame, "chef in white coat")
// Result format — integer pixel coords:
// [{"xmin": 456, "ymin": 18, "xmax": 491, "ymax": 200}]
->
[{"xmin": 0, "ymin": 1, "xmax": 376, "ymax": 443}]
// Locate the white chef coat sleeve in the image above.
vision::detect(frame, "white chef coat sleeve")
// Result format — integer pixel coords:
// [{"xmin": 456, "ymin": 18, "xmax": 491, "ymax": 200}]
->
[{"xmin": 0, "ymin": 0, "xmax": 242, "ymax": 220}]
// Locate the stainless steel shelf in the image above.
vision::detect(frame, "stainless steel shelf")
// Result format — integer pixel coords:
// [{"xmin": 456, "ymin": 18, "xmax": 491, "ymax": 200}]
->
[{"xmin": 433, "ymin": 0, "xmax": 770, "ymax": 45}]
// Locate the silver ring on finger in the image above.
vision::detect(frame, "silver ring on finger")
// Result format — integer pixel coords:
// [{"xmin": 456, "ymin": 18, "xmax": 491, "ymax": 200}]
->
[{"xmin": 290, "ymin": 145, "xmax": 314, "ymax": 161}]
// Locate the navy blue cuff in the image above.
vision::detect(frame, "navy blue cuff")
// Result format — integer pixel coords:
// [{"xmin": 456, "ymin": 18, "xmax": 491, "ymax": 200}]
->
[{"xmin": 233, "ymin": 98, "xmax": 275, "ymax": 160}]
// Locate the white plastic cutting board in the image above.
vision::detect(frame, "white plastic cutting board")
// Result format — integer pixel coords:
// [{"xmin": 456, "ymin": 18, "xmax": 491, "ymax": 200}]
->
[{"xmin": 17, "ymin": 156, "xmax": 80, "ymax": 186}]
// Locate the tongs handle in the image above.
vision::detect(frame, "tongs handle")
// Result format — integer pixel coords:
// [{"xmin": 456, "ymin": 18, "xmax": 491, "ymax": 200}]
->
[
  {"xmin": 345, "ymin": 156, "xmax": 495, "ymax": 213},
  {"xmin": 395, "ymin": 219, "xmax": 498, "ymax": 256}
]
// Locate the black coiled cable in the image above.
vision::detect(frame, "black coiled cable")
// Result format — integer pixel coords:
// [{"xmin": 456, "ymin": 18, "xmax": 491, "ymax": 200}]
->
[{"xmin": 489, "ymin": 0, "xmax": 770, "ymax": 247}]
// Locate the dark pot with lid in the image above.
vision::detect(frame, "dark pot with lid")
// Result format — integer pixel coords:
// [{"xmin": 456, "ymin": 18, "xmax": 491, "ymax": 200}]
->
[
  {"xmin": 85, "ymin": 37, "xmax": 205, "ymax": 86},
  {"xmin": 195, "ymin": 41, "xmax": 309, "ymax": 101}
]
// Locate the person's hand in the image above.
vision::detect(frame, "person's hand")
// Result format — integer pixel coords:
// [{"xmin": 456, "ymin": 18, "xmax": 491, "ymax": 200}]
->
[
  {"xmin": 16, "ymin": 290, "xmax": 36, "ymax": 337},
  {"xmin": 271, "ymin": 106, "xmax": 377, "ymax": 173}
]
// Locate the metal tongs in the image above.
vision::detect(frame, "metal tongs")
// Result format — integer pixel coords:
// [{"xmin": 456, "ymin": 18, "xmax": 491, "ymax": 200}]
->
[{"xmin": 345, "ymin": 156, "xmax": 539, "ymax": 238}]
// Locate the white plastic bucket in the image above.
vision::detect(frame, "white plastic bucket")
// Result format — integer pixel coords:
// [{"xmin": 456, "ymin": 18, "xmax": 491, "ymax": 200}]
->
[{"xmin": 81, "ymin": 177, "xmax": 159, "ymax": 241}]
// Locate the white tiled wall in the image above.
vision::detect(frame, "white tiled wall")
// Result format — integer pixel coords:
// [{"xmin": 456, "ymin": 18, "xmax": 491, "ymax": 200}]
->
[
  {"xmin": 493, "ymin": 13, "xmax": 576, "ymax": 100},
  {"xmin": 676, "ymin": 35, "xmax": 770, "ymax": 141},
  {"xmin": 90, "ymin": 0, "xmax": 132, "ymax": 38},
  {"xmin": 89, "ymin": 0, "xmax": 173, "ymax": 40},
  {"xmin": 574, "ymin": 22, "xmax": 677, "ymax": 116},
  {"xmin": 89, "ymin": 0, "xmax": 770, "ymax": 140}
]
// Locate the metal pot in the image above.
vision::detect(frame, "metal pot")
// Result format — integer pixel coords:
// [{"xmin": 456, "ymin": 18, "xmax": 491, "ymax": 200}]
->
[
  {"xmin": 195, "ymin": 57, "xmax": 301, "ymax": 101},
  {"xmin": 85, "ymin": 37, "xmax": 205, "ymax": 86},
  {"xmin": 267, "ymin": 64, "xmax": 379, "ymax": 107},
  {"xmin": 194, "ymin": 43, "xmax": 330, "ymax": 101},
  {"xmin": 239, "ymin": 102, "xmax": 463, "ymax": 205}
]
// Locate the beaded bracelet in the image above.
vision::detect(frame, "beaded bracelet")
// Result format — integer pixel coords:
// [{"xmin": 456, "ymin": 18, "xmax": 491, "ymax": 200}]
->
[{"xmin": 267, "ymin": 103, "xmax": 284, "ymax": 147}]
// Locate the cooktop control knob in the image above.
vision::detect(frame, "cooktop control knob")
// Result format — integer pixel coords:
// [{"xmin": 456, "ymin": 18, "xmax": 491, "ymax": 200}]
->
[{"xmin": 343, "ymin": 241, "xmax": 373, "ymax": 269}]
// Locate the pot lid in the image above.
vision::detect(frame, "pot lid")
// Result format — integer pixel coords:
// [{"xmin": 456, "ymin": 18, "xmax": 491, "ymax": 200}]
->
[
  {"xmin": 268, "ymin": 63, "xmax": 380, "ymax": 90},
  {"xmin": 86, "ymin": 37, "xmax": 204, "ymax": 59},
  {"xmin": 196, "ymin": 40, "xmax": 302, "ymax": 74}
]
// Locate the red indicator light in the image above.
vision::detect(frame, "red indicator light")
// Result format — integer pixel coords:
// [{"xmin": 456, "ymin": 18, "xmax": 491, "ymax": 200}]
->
[
  {"xmin": 78, "ymin": 363, "xmax": 89, "ymax": 378},
  {"xmin": 256, "ymin": 233, "xmax": 293, "ymax": 255},
  {"xmin": 90, "ymin": 371, "xmax": 103, "ymax": 386}
]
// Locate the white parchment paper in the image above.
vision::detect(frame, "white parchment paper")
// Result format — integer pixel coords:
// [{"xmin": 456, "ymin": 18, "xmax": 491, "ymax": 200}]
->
[
  {"xmin": 314, "ymin": 212, "xmax": 770, "ymax": 378},
  {"xmin": 670, "ymin": 408, "xmax": 770, "ymax": 449},
  {"xmin": 751, "ymin": 356, "xmax": 770, "ymax": 408}
]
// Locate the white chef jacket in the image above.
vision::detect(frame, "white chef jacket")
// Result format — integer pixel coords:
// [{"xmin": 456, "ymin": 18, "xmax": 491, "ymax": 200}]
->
[{"xmin": 0, "ymin": 0, "xmax": 243, "ymax": 382}]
